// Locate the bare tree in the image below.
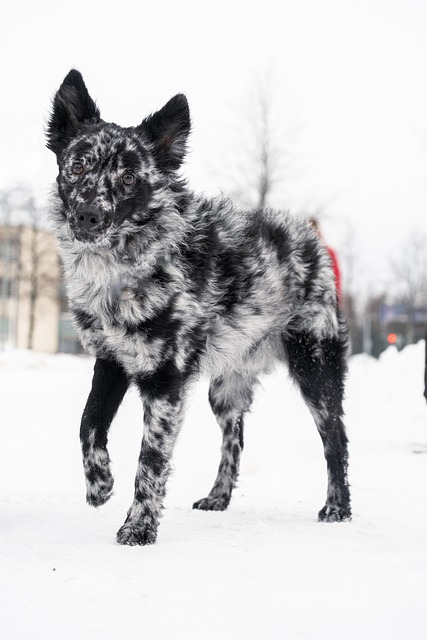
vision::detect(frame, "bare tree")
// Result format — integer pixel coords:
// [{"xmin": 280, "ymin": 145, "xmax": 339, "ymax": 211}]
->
[
  {"xmin": 250, "ymin": 81, "xmax": 282, "ymax": 208},
  {"xmin": 16, "ymin": 196, "xmax": 60, "ymax": 350},
  {"xmin": 341, "ymin": 241, "xmax": 357, "ymax": 310},
  {"xmin": 337, "ymin": 222, "xmax": 361, "ymax": 347},
  {"xmin": 391, "ymin": 229, "xmax": 427, "ymax": 309},
  {"xmin": 389, "ymin": 229, "xmax": 427, "ymax": 343},
  {"xmin": 218, "ymin": 74, "xmax": 300, "ymax": 210}
]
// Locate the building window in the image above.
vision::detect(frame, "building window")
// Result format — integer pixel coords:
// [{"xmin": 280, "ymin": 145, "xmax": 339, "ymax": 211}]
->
[
  {"xmin": 0, "ymin": 237, "xmax": 18, "ymax": 260},
  {"xmin": 0, "ymin": 315, "xmax": 9, "ymax": 339},
  {"xmin": 0, "ymin": 277, "xmax": 13, "ymax": 298}
]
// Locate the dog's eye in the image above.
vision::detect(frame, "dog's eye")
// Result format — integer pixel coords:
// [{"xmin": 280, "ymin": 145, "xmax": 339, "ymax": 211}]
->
[
  {"xmin": 72, "ymin": 161, "xmax": 85, "ymax": 176},
  {"xmin": 122, "ymin": 172, "xmax": 136, "ymax": 187}
]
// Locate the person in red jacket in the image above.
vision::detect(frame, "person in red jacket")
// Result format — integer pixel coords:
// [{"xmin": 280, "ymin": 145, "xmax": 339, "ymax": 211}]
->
[{"xmin": 308, "ymin": 217, "xmax": 342, "ymax": 303}]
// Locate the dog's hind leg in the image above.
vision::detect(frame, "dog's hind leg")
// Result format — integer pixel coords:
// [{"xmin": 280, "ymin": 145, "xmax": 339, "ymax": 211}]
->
[
  {"xmin": 283, "ymin": 322, "xmax": 351, "ymax": 522},
  {"xmin": 80, "ymin": 358, "xmax": 130, "ymax": 507},
  {"xmin": 193, "ymin": 373, "xmax": 256, "ymax": 511}
]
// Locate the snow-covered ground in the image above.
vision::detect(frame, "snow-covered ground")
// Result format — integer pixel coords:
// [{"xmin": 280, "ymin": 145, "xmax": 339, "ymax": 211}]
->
[{"xmin": 0, "ymin": 342, "xmax": 426, "ymax": 639}]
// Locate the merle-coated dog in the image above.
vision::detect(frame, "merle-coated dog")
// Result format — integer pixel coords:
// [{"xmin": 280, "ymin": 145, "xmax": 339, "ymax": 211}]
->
[{"xmin": 46, "ymin": 70, "xmax": 351, "ymax": 546}]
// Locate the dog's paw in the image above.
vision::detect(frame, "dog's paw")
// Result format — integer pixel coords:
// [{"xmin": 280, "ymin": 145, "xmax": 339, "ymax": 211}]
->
[
  {"xmin": 116, "ymin": 523, "xmax": 158, "ymax": 546},
  {"xmin": 86, "ymin": 475, "xmax": 114, "ymax": 507},
  {"xmin": 318, "ymin": 504, "xmax": 352, "ymax": 522},
  {"xmin": 83, "ymin": 447, "xmax": 114, "ymax": 507},
  {"xmin": 84, "ymin": 461, "xmax": 114, "ymax": 507},
  {"xmin": 192, "ymin": 494, "xmax": 230, "ymax": 511}
]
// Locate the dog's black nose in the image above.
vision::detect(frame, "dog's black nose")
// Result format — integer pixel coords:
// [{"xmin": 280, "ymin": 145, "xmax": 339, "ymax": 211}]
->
[{"xmin": 76, "ymin": 206, "xmax": 105, "ymax": 229}]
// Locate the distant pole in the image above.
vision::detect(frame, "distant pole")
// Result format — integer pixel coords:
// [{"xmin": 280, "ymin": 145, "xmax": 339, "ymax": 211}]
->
[{"xmin": 363, "ymin": 312, "xmax": 372, "ymax": 355}]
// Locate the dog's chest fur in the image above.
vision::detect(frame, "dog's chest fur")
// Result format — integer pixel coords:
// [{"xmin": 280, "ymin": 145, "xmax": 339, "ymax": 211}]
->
[{"xmin": 63, "ymin": 245, "xmax": 178, "ymax": 374}]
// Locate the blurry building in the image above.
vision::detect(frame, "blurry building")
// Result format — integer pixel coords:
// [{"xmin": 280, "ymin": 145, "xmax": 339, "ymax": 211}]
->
[{"xmin": 0, "ymin": 224, "xmax": 82, "ymax": 354}]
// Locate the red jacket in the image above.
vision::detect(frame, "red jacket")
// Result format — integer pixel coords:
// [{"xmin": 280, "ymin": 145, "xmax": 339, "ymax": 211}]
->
[{"xmin": 326, "ymin": 246, "xmax": 342, "ymax": 303}]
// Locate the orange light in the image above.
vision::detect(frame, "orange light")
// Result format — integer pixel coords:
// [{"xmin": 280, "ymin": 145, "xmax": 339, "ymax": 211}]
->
[{"xmin": 387, "ymin": 333, "xmax": 397, "ymax": 344}]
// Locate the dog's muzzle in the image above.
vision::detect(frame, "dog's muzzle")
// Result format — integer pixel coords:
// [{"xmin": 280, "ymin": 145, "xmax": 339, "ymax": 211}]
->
[{"xmin": 71, "ymin": 205, "xmax": 110, "ymax": 242}]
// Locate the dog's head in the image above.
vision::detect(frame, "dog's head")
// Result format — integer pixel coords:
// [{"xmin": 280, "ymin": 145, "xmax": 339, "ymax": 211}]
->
[{"xmin": 46, "ymin": 70, "xmax": 190, "ymax": 244}]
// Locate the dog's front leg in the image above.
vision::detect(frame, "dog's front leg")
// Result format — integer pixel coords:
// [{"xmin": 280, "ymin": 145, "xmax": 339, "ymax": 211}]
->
[
  {"xmin": 80, "ymin": 358, "xmax": 130, "ymax": 506},
  {"xmin": 116, "ymin": 369, "xmax": 187, "ymax": 546}
]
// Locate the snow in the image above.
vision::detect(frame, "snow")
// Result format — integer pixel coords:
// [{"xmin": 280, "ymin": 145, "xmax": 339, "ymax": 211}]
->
[{"xmin": 1, "ymin": 342, "xmax": 426, "ymax": 639}]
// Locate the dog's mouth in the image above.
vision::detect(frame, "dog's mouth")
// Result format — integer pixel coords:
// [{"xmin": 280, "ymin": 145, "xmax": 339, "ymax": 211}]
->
[
  {"xmin": 73, "ymin": 229, "xmax": 107, "ymax": 244},
  {"xmin": 71, "ymin": 225, "xmax": 111, "ymax": 244}
]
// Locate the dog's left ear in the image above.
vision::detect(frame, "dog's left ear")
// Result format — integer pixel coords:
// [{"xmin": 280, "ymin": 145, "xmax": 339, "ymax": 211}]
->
[
  {"xmin": 46, "ymin": 69, "xmax": 101, "ymax": 157},
  {"xmin": 139, "ymin": 94, "xmax": 190, "ymax": 172}
]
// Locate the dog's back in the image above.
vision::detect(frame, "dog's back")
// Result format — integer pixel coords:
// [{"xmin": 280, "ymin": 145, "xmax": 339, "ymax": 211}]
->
[{"xmin": 175, "ymin": 197, "xmax": 340, "ymax": 378}]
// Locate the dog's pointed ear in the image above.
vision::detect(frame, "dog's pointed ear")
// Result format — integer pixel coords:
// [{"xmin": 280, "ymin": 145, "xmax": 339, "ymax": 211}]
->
[
  {"xmin": 139, "ymin": 94, "xmax": 190, "ymax": 172},
  {"xmin": 46, "ymin": 69, "xmax": 100, "ymax": 156}
]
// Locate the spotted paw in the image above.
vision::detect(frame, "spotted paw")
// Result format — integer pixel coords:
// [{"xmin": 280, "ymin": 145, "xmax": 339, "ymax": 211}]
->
[
  {"xmin": 83, "ymin": 447, "xmax": 114, "ymax": 507},
  {"xmin": 84, "ymin": 460, "xmax": 114, "ymax": 507},
  {"xmin": 318, "ymin": 504, "xmax": 352, "ymax": 522},
  {"xmin": 192, "ymin": 494, "xmax": 230, "ymax": 511},
  {"xmin": 116, "ymin": 523, "xmax": 158, "ymax": 546},
  {"xmin": 86, "ymin": 476, "xmax": 114, "ymax": 507}
]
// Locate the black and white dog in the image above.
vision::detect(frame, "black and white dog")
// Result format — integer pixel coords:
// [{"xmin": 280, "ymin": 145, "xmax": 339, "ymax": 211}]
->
[{"xmin": 46, "ymin": 70, "xmax": 351, "ymax": 545}]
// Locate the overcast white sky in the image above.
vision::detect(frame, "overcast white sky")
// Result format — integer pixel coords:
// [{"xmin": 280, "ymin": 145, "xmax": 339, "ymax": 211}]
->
[{"xmin": 1, "ymin": 0, "xmax": 427, "ymax": 294}]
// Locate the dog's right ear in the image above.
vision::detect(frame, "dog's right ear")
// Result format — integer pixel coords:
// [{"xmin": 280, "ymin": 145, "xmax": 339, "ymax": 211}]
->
[
  {"xmin": 139, "ymin": 94, "xmax": 190, "ymax": 172},
  {"xmin": 46, "ymin": 69, "xmax": 100, "ymax": 156}
]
